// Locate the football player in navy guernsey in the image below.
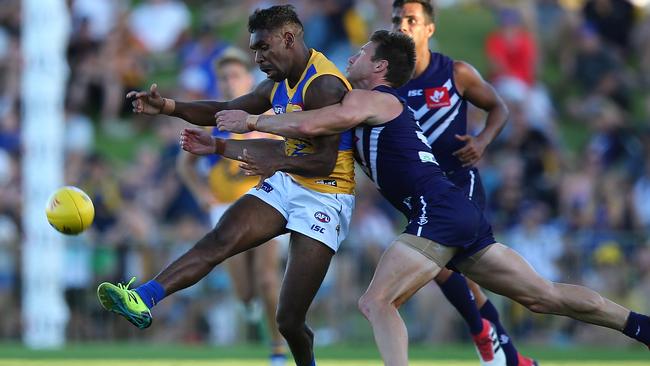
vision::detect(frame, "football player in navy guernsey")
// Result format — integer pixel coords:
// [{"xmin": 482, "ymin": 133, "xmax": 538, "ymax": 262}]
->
[
  {"xmin": 208, "ymin": 30, "xmax": 650, "ymax": 366},
  {"xmin": 392, "ymin": 1, "xmax": 532, "ymax": 365}
]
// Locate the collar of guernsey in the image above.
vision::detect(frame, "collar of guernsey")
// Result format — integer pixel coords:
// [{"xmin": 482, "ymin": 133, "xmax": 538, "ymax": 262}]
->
[{"xmin": 269, "ymin": 49, "xmax": 355, "ymax": 194}]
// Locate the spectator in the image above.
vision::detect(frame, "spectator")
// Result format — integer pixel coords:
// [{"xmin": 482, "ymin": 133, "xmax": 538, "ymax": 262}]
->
[
  {"xmin": 583, "ymin": 0, "xmax": 635, "ymax": 55},
  {"xmin": 569, "ymin": 24, "xmax": 630, "ymax": 108},
  {"xmin": 129, "ymin": 0, "xmax": 191, "ymax": 54},
  {"xmin": 485, "ymin": 7, "xmax": 537, "ymax": 88},
  {"xmin": 507, "ymin": 201, "xmax": 564, "ymax": 282}
]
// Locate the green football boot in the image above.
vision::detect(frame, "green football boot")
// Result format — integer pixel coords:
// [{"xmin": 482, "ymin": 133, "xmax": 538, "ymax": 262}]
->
[{"xmin": 97, "ymin": 277, "xmax": 152, "ymax": 329}]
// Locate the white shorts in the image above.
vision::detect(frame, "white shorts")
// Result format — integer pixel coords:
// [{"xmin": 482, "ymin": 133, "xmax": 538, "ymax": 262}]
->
[
  {"xmin": 245, "ymin": 172, "xmax": 354, "ymax": 252},
  {"xmin": 209, "ymin": 204, "xmax": 230, "ymax": 228}
]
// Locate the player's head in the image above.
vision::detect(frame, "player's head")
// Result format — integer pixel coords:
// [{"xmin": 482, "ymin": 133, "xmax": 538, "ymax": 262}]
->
[
  {"xmin": 248, "ymin": 5, "xmax": 305, "ymax": 82},
  {"xmin": 391, "ymin": 0, "xmax": 435, "ymax": 50},
  {"xmin": 215, "ymin": 48, "xmax": 254, "ymax": 100},
  {"xmin": 346, "ymin": 30, "xmax": 415, "ymax": 88}
]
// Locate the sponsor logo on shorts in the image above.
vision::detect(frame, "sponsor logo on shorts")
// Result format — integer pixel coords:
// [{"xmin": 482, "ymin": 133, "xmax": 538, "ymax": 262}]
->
[
  {"xmin": 315, "ymin": 179, "xmax": 337, "ymax": 187},
  {"xmin": 314, "ymin": 211, "xmax": 331, "ymax": 223},
  {"xmin": 260, "ymin": 182, "xmax": 273, "ymax": 193},
  {"xmin": 310, "ymin": 224, "xmax": 326, "ymax": 233}
]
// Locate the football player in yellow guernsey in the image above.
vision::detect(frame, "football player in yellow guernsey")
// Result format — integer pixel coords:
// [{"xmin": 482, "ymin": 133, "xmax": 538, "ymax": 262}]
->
[
  {"xmin": 176, "ymin": 50, "xmax": 287, "ymax": 366},
  {"xmin": 97, "ymin": 5, "xmax": 353, "ymax": 366}
]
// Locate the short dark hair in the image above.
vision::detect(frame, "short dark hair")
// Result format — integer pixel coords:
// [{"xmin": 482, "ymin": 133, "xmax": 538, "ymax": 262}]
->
[
  {"xmin": 392, "ymin": 0, "xmax": 435, "ymax": 23},
  {"xmin": 248, "ymin": 5, "xmax": 304, "ymax": 33},
  {"xmin": 370, "ymin": 30, "xmax": 416, "ymax": 88}
]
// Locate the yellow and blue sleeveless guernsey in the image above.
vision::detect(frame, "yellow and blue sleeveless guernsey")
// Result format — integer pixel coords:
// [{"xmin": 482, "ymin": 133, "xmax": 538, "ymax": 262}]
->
[
  {"xmin": 206, "ymin": 129, "xmax": 260, "ymax": 203},
  {"xmin": 269, "ymin": 49, "xmax": 355, "ymax": 194}
]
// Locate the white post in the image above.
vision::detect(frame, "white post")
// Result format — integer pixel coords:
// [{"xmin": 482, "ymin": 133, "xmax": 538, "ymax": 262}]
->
[{"xmin": 21, "ymin": 0, "xmax": 70, "ymax": 349}]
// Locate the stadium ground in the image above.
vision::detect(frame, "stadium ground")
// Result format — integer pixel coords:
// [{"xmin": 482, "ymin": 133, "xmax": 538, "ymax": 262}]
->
[
  {"xmin": 1, "ymin": 361, "xmax": 648, "ymax": 366},
  {"xmin": 0, "ymin": 343, "xmax": 646, "ymax": 365}
]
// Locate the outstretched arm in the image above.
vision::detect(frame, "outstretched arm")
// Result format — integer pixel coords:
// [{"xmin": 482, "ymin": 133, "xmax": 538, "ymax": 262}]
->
[
  {"xmin": 215, "ymin": 89, "xmax": 401, "ymax": 138},
  {"xmin": 452, "ymin": 61, "xmax": 509, "ymax": 167},
  {"xmin": 180, "ymin": 129, "xmax": 287, "ymax": 188},
  {"xmin": 180, "ymin": 129, "xmax": 339, "ymax": 185},
  {"xmin": 128, "ymin": 80, "xmax": 274, "ymax": 126},
  {"xmin": 179, "ymin": 129, "xmax": 285, "ymax": 162}
]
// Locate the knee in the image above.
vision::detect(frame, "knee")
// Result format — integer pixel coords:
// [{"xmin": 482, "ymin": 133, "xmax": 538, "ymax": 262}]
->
[
  {"xmin": 433, "ymin": 268, "xmax": 453, "ymax": 284},
  {"xmin": 276, "ymin": 308, "xmax": 304, "ymax": 337},
  {"xmin": 511, "ymin": 282, "xmax": 558, "ymax": 314},
  {"xmin": 521, "ymin": 283, "xmax": 607, "ymax": 315},
  {"xmin": 358, "ymin": 292, "xmax": 393, "ymax": 321},
  {"xmin": 193, "ymin": 229, "xmax": 241, "ymax": 267}
]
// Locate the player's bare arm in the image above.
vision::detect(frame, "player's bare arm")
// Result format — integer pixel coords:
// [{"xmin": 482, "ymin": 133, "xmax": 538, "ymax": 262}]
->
[
  {"xmin": 180, "ymin": 129, "xmax": 284, "ymax": 161},
  {"xmin": 184, "ymin": 75, "xmax": 355, "ymax": 179},
  {"xmin": 216, "ymin": 89, "xmax": 402, "ymax": 138},
  {"xmin": 176, "ymin": 151, "xmax": 218, "ymax": 210},
  {"xmin": 127, "ymin": 79, "xmax": 275, "ymax": 126},
  {"xmin": 452, "ymin": 61, "xmax": 509, "ymax": 167}
]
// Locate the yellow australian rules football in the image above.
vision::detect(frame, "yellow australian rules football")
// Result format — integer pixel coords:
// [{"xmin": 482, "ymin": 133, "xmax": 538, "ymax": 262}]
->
[{"xmin": 45, "ymin": 186, "xmax": 95, "ymax": 235}]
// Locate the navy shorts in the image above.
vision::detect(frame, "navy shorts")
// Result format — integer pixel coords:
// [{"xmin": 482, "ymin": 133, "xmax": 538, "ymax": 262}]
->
[
  {"xmin": 404, "ymin": 182, "xmax": 496, "ymax": 269},
  {"xmin": 446, "ymin": 167, "xmax": 487, "ymax": 212}
]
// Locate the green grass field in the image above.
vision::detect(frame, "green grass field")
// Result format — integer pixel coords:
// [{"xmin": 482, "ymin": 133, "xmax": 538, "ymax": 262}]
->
[
  {"xmin": 0, "ymin": 343, "xmax": 646, "ymax": 366},
  {"xmin": 2, "ymin": 362, "xmax": 648, "ymax": 366}
]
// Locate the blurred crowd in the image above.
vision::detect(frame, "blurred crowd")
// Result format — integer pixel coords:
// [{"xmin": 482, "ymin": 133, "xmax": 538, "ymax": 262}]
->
[{"xmin": 1, "ymin": 0, "xmax": 650, "ymax": 349}]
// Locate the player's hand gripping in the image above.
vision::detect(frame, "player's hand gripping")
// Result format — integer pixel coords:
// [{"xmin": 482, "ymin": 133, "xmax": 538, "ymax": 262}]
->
[
  {"xmin": 215, "ymin": 110, "xmax": 251, "ymax": 134},
  {"xmin": 126, "ymin": 83, "xmax": 169, "ymax": 115},
  {"xmin": 180, "ymin": 128, "xmax": 218, "ymax": 156},
  {"xmin": 453, "ymin": 134, "xmax": 487, "ymax": 167},
  {"xmin": 238, "ymin": 148, "xmax": 278, "ymax": 189}
]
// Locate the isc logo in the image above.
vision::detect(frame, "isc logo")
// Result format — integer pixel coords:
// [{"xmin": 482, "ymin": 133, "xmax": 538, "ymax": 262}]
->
[
  {"xmin": 310, "ymin": 224, "xmax": 325, "ymax": 233},
  {"xmin": 408, "ymin": 89, "xmax": 423, "ymax": 97},
  {"xmin": 314, "ymin": 211, "xmax": 331, "ymax": 223},
  {"xmin": 273, "ymin": 105, "xmax": 285, "ymax": 114}
]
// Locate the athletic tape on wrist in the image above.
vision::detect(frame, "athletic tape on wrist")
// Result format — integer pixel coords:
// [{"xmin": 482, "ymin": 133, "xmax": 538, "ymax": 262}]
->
[{"xmin": 246, "ymin": 115, "xmax": 259, "ymax": 131}]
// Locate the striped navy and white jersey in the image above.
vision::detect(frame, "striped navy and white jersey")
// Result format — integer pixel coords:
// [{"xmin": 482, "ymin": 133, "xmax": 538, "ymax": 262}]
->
[
  {"xmin": 354, "ymin": 85, "xmax": 456, "ymax": 216},
  {"xmin": 397, "ymin": 52, "xmax": 468, "ymax": 175}
]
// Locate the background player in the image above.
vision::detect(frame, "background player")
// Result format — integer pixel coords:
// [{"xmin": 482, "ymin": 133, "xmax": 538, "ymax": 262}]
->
[
  {"xmin": 392, "ymin": 1, "xmax": 535, "ymax": 365},
  {"xmin": 176, "ymin": 49, "xmax": 286, "ymax": 365},
  {"xmin": 210, "ymin": 29, "xmax": 650, "ymax": 366},
  {"xmin": 97, "ymin": 6, "xmax": 355, "ymax": 366}
]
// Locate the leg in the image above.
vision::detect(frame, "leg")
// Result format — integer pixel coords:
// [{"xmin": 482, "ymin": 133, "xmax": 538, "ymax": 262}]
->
[
  {"xmin": 252, "ymin": 239, "xmax": 286, "ymax": 353},
  {"xmin": 97, "ymin": 195, "xmax": 287, "ymax": 330},
  {"xmin": 156, "ymin": 195, "xmax": 287, "ymax": 295},
  {"xmin": 468, "ymin": 278, "xmax": 533, "ymax": 366},
  {"xmin": 466, "ymin": 278, "xmax": 488, "ymax": 307},
  {"xmin": 358, "ymin": 238, "xmax": 443, "ymax": 366},
  {"xmin": 433, "ymin": 268, "xmax": 483, "ymax": 334},
  {"xmin": 225, "ymin": 251, "xmax": 264, "ymax": 342},
  {"xmin": 434, "ymin": 268, "xmax": 506, "ymax": 365},
  {"xmin": 460, "ymin": 243, "xmax": 630, "ymax": 331},
  {"xmin": 276, "ymin": 232, "xmax": 333, "ymax": 366},
  {"xmin": 225, "ymin": 252, "xmax": 255, "ymax": 304}
]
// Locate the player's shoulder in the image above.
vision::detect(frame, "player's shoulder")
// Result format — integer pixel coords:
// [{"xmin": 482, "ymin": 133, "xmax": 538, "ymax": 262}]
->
[
  {"xmin": 452, "ymin": 60, "xmax": 483, "ymax": 86},
  {"xmin": 310, "ymin": 49, "xmax": 341, "ymax": 72},
  {"xmin": 430, "ymin": 51, "xmax": 454, "ymax": 68},
  {"xmin": 306, "ymin": 50, "xmax": 351, "ymax": 88},
  {"xmin": 303, "ymin": 74, "xmax": 348, "ymax": 109}
]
